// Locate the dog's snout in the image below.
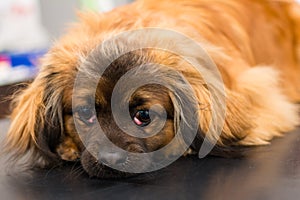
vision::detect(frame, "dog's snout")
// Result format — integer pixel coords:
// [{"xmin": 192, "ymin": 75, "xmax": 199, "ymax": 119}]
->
[{"xmin": 98, "ymin": 151, "xmax": 127, "ymax": 165}]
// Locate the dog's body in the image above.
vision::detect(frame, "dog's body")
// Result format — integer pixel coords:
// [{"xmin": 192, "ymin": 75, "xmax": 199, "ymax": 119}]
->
[{"xmin": 3, "ymin": 0, "xmax": 300, "ymax": 178}]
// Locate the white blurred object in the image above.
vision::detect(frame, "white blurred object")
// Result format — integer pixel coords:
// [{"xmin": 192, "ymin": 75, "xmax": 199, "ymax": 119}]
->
[
  {"xmin": 0, "ymin": 65, "xmax": 36, "ymax": 85},
  {"xmin": 0, "ymin": 0, "xmax": 49, "ymax": 52}
]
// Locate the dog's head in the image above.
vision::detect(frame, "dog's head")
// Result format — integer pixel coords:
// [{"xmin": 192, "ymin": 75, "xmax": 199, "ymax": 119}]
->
[{"xmin": 61, "ymin": 37, "xmax": 205, "ymax": 178}]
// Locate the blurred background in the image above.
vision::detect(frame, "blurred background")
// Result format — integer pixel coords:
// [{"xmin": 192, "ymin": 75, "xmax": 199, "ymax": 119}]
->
[{"xmin": 0, "ymin": 0, "xmax": 132, "ymax": 86}]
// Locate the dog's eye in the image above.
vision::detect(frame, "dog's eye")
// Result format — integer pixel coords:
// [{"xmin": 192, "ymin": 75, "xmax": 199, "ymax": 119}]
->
[
  {"xmin": 133, "ymin": 110, "xmax": 151, "ymax": 127},
  {"xmin": 77, "ymin": 106, "xmax": 96, "ymax": 125}
]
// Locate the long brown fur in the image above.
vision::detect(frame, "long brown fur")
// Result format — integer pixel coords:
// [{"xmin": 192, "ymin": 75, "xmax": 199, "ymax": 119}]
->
[{"xmin": 2, "ymin": 0, "xmax": 300, "ymax": 176}]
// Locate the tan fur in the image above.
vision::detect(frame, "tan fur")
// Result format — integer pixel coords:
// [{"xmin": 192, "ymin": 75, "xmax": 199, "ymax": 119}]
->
[{"xmin": 3, "ymin": 0, "xmax": 300, "ymax": 166}]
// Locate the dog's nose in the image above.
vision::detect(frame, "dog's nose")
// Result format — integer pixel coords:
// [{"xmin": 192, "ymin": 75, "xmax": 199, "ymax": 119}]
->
[{"xmin": 98, "ymin": 151, "xmax": 127, "ymax": 165}]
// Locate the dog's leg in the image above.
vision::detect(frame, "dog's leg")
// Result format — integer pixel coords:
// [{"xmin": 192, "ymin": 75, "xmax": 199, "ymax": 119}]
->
[{"xmin": 56, "ymin": 115, "xmax": 82, "ymax": 161}]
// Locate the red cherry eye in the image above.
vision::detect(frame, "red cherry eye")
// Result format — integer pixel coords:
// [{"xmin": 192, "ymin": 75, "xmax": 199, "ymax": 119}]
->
[
  {"xmin": 133, "ymin": 110, "xmax": 151, "ymax": 127},
  {"xmin": 77, "ymin": 106, "xmax": 96, "ymax": 125}
]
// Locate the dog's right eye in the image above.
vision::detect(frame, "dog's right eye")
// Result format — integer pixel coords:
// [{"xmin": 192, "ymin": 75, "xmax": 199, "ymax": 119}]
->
[{"xmin": 77, "ymin": 106, "xmax": 97, "ymax": 125}]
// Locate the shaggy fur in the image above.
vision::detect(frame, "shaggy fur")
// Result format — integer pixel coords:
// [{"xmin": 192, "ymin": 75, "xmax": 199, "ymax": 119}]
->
[{"xmin": 3, "ymin": 0, "xmax": 300, "ymax": 178}]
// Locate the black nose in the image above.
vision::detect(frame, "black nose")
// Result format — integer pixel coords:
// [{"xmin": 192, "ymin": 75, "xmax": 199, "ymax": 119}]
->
[{"xmin": 98, "ymin": 151, "xmax": 127, "ymax": 165}]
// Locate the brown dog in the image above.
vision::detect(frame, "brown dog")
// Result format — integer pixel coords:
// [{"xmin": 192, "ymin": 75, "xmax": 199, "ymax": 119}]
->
[{"xmin": 3, "ymin": 0, "xmax": 300, "ymax": 178}]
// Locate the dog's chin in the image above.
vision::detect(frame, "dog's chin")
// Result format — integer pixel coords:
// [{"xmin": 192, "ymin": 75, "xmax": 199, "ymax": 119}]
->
[{"xmin": 80, "ymin": 150, "xmax": 139, "ymax": 179}]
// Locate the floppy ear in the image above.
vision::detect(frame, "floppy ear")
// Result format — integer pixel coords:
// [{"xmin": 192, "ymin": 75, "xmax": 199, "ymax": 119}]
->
[
  {"xmin": 189, "ymin": 66, "xmax": 299, "ymax": 157},
  {"xmin": 179, "ymin": 79, "xmax": 252, "ymax": 157},
  {"xmin": 3, "ymin": 74, "xmax": 64, "ymax": 167}
]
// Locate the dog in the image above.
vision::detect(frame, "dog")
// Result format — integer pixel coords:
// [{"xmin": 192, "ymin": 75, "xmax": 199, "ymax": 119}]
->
[{"xmin": 3, "ymin": 0, "xmax": 300, "ymax": 178}]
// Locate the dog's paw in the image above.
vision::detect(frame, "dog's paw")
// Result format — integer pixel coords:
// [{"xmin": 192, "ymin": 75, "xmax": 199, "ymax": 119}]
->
[{"xmin": 56, "ymin": 137, "xmax": 81, "ymax": 161}]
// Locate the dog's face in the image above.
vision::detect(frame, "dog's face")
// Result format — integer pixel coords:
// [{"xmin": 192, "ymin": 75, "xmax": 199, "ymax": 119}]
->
[
  {"xmin": 58, "ymin": 49, "xmax": 198, "ymax": 178},
  {"xmin": 71, "ymin": 83, "xmax": 175, "ymax": 178}
]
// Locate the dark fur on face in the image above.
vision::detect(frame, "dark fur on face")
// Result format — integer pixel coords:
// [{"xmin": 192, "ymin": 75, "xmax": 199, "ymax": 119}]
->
[
  {"xmin": 68, "ymin": 49, "xmax": 197, "ymax": 177},
  {"xmin": 3, "ymin": 0, "xmax": 300, "ymax": 178}
]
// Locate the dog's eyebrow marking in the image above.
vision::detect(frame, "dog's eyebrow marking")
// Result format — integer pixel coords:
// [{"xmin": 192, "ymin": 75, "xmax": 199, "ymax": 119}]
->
[{"xmin": 73, "ymin": 95, "xmax": 95, "ymax": 108}]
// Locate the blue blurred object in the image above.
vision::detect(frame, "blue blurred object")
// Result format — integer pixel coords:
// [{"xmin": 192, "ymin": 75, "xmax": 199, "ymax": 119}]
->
[{"xmin": 9, "ymin": 50, "xmax": 46, "ymax": 68}]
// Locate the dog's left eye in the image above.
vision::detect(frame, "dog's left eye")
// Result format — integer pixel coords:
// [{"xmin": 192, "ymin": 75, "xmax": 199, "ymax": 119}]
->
[
  {"xmin": 77, "ymin": 106, "xmax": 97, "ymax": 125},
  {"xmin": 133, "ymin": 110, "xmax": 151, "ymax": 127}
]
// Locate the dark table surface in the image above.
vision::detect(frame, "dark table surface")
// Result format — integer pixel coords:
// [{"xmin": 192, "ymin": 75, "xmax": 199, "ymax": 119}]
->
[{"xmin": 1, "ymin": 118, "xmax": 300, "ymax": 200}]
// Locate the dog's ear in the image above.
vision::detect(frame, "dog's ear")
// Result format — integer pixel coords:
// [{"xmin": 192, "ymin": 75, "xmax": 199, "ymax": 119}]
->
[
  {"xmin": 3, "ymin": 74, "xmax": 64, "ymax": 166},
  {"xmin": 170, "ymin": 69, "xmax": 253, "ymax": 157},
  {"xmin": 189, "ymin": 67, "xmax": 299, "ymax": 157}
]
